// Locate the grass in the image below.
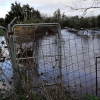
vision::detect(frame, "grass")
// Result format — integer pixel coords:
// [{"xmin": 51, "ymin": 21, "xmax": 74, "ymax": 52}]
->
[
  {"xmin": 0, "ymin": 30, "xmax": 4, "ymax": 36},
  {"xmin": 84, "ymin": 94, "xmax": 99, "ymax": 100}
]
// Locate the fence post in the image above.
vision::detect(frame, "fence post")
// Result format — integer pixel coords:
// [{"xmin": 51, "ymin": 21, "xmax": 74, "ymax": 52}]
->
[
  {"xmin": 7, "ymin": 17, "xmax": 23, "ymax": 94},
  {"xmin": 95, "ymin": 57, "xmax": 100, "ymax": 96},
  {"xmin": 57, "ymin": 24, "xmax": 63, "ymax": 99}
]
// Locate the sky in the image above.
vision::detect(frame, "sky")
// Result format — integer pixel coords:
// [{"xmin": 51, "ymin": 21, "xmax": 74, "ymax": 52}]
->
[{"xmin": 0, "ymin": 0, "xmax": 100, "ymax": 18}]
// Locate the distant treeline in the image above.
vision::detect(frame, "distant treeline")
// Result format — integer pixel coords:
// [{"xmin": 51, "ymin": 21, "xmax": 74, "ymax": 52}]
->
[
  {"xmin": 0, "ymin": 2, "xmax": 100, "ymax": 30},
  {"xmin": 60, "ymin": 16, "xmax": 100, "ymax": 29},
  {"xmin": 42, "ymin": 15, "xmax": 100, "ymax": 29}
]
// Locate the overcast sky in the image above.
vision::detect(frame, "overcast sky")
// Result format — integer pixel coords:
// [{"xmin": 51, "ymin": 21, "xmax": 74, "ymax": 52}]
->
[{"xmin": 0, "ymin": 0, "xmax": 100, "ymax": 18}]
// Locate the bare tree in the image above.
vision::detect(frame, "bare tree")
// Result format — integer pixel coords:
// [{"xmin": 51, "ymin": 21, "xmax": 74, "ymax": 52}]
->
[{"xmin": 65, "ymin": 0, "xmax": 100, "ymax": 15}]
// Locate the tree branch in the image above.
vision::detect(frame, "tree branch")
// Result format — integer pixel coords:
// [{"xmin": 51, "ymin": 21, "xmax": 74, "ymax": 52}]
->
[
  {"xmin": 65, "ymin": 5, "xmax": 100, "ymax": 15},
  {"xmin": 65, "ymin": 0, "xmax": 100, "ymax": 15}
]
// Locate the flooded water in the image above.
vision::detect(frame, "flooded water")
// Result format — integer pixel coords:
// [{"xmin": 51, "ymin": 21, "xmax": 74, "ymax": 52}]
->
[
  {"xmin": 61, "ymin": 29, "xmax": 100, "ymax": 98},
  {"xmin": 37, "ymin": 29, "xmax": 100, "ymax": 98},
  {"xmin": 0, "ymin": 36, "xmax": 12, "ymax": 89},
  {"xmin": 1, "ymin": 29, "xmax": 100, "ymax": 98}
]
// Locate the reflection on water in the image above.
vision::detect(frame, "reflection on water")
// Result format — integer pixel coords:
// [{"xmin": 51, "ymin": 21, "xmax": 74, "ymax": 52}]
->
[{"xmin": 36, "ymin": 35, "xmax": 60, "ymax": 84}]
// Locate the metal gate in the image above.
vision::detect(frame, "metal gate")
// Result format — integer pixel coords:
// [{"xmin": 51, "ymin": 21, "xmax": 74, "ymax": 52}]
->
[
  {"xmin": 10, "ymin": 23, "xmax": 62, "ymax": 99},
  {"xmin": 96, "ymin": 57, "xmax": 100, "ymax": 98}
]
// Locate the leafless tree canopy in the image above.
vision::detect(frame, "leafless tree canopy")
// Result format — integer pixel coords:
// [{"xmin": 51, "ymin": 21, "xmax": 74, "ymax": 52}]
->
[{"xmin": 65, "ymin": 0, "xmax": 100, "ymax": 15}]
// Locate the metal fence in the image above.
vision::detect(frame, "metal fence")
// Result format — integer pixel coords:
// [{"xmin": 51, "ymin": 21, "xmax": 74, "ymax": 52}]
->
[
  {"xmin": 0, "ymin": 24, "xmax": 100, "ymax": 99},
  {"xmin": 61, "ymin": 31, "xmax": 98, "ymax": 99},
  {"xmin": 11, "ymin": 23, "xmax": 63, "ymax": 99}
]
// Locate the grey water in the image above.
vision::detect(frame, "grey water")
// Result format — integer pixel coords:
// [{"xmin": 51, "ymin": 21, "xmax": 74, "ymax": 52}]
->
[
  {"xmin": 0, "ymin": 36, "xmax": 12, "ymax": 89},
  {"xmin": 1, "ymin": 29, "xmax": 100, "ymax": 98},
  {"xmin": 37, "ymin": 29, "xmax": 100, "ymax": 98},
  {"xmin": 61, "ymin": 29, "xmax": 99, "ymax": 98}
]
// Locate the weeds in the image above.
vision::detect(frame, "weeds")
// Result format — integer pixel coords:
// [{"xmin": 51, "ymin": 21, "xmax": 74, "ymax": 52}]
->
[{"xmin": 84, "ymin": 94, "xmax": 99, "ymax": 100}]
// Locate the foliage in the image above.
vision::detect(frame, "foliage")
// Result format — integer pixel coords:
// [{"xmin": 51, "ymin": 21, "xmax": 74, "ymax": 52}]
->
[
  {"xmin": 5, "ymin": 1, "xmax": 42, "ymax": 24},
  {"xmin": 53, "ymin": 9, "xmax": 61, "ymax": 20},
  {"xmin": 97, "ymin": 15, "xmax": 100, "ymax": 28},
  {"xmin": 5, "ymin": 1, "xmax": 23, "ymax": 24},
  {"xmin": 22, "ymin": 4, "xmax": 41, "ymax": 20},
  {"xmin": 0, "ymin": 30, "xmax": 4, "ymax": 36},
  {"xmin": 0, "ymin": 68, "xmax": 99, "ymax": 100},
  {"xmin": 0, "ymin": 18, "xmax": 4, "ymax": 24},
  {"xmin": 59, "ymin": 15, "xmax": 99, "ymax": 29},
  {"xmin": 90, "ymin": 17, "xmax": 97, "ymax": 28},
  {"xmin": 2, "ymin": 2, "xmax": 100, "ymax": 29},
  {"xmin": 0, "ymin": 18, "xmax": 6, "ymax": 27},
  {"xmin": 1, "ymin": 88, "xmax": 99, "ymax": 100},
  {"xmin": 21, "ymin": 16, "xmax": 42, "ymax": 24},
  {"xmin": 84, "ymin": 94, "xmax": 99, "ymax": 100}
]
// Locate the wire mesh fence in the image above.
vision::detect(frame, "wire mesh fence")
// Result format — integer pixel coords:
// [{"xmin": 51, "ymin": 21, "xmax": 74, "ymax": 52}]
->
[
  {"xmin": 1, "ymin": 24, "xmax": 100, "ymax": 99},
  {"xmin": 61, "ymin": 29, "xmax": 100, "ymax": 99},
  {"xmin": 10, "ymin": 23, "xmax": 63, "ymax": 99}
]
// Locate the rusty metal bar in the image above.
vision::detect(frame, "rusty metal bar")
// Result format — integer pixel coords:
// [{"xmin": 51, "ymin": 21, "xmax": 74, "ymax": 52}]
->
[{"xmin": 95, "ymin": 57, "xmax": 100, "ymax": 96}]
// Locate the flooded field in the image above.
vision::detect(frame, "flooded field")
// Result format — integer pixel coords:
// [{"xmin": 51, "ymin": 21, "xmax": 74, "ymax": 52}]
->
[
  {"xmin": 61, "ymin": 29, "xmax": 100, "ymax": 98},
  {"xmin": 1, "ymin": 29, "xmax": 100, "ymax": 99},
  {"xmin": 37, "ymin": 29, "xmax": 100, "ymax": 98}
]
